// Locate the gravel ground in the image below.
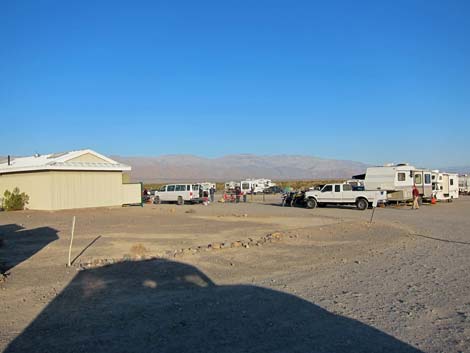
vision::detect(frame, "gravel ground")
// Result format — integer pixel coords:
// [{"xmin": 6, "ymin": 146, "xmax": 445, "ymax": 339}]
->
[{"xmin": 1, "ymin": 195, "xmax": 469, "ymax": 352}]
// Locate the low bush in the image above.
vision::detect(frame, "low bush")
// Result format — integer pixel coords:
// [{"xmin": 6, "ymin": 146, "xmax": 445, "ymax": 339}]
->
[{"xmin": 3, "ymin": 187, "xmax": 29, "ymax": 211}]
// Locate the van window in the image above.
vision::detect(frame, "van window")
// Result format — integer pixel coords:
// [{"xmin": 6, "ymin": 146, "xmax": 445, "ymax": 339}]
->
[
  {"xmin": 242, "ymin": 183, "xmax": 250, "ymax": 190},
  {"xmin": 334, "ymin": 185, "xmax": 341, "ymax": 192},
  {"xmin": 398, "ymin": 173, "xmax": 406, "ymax": 181},
  {"xmin": 175, "ymin": 185, "xmax": 185, "ymax": 191},
  {"xmin": 425, "ymin": 174, "xmax": 431, "ymax": 184},
  {"xmin": 159, "ymin": 185, "xmax": 166, "ymax": 192},
  {"xmin": 414, "ymin": 174, "xmax": 422, "ymax": 185},
  {"xmin": 187, "ymin": 185, "xmax": 191, "ymax": 191},
  {"xmin": 322, "ymin": 185, "xmax": 333, "ymax": 192},
  {"xmin": 343, "ymin": 184, "xmax": 352, "ymax": 191},
  {"xmin": 192, "ymin": 184, "xmax": 199, "ymax": 191},
  {"xmin": 167, "ymin": 185, "xmax": 175, "ymax": 192}
]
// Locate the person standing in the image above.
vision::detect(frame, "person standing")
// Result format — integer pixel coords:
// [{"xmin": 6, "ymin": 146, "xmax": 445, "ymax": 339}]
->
[
  {"xmin": 235, "ymin": 186, "xmax": 241, "ymax": 203},
  {"xmin": 412, "ymin": 184, "xmax": 420, "ymax": 210},
  {"xmin": 209, "ymin": 186, "xmax": 215, "ymax": 203}
]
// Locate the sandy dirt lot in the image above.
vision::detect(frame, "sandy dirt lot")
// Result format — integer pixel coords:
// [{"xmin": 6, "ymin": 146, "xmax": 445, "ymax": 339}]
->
[{"xmin": 1, "ymin": 195, "xmax": 469, "ymax": 352}]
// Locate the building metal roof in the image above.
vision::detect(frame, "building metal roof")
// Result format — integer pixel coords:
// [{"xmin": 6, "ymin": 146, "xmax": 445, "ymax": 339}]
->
[{"xmin": 0, "ymin": 149, "xmax": 131, "ymax": 174}]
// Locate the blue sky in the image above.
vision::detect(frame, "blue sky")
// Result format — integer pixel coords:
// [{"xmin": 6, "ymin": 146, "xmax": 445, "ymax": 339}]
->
[{"xmin": 1, "ymin": 0, "xmax": 469, "ymax": 167}]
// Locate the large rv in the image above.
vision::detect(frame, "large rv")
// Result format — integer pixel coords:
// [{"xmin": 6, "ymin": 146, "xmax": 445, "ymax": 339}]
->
[
  {"xmin": 459, "ymin": 174, "xmax": 470, "ymax": 194},
  {"xmin": 240, "ymin": 178, "xmax": 275, "ymax": 194},
  {"xmin": 432, "ymin": 171, "xmax": 459, "ymax": 201},
  {"xmin": 364, "ymin": 164, "xmax": 415, "ymax": 201}
]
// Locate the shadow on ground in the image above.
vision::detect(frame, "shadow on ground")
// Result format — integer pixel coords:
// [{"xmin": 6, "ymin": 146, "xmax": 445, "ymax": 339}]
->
[
  {"xmin": 5, "ymin": 259, "xmax": 422, "ymax": 353},
  {"xmin": 0, "ymin": 224, "xmax": 59, "ymax": 274}
]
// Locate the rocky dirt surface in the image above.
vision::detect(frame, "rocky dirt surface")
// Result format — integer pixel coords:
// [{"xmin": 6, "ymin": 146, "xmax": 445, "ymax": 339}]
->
[{"xmin": 1, "ymin": 195, "xmax": 469, "ymax": 352}]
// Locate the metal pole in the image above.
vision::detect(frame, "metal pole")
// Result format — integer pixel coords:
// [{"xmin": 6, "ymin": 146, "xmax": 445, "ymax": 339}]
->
[
  {"xmin": 67, "ymin": 216, "xmax": 76, "ymax": 267},
  {"xmin": 369, "ymin": 207, "xmax": 376, "ymax": 223}
]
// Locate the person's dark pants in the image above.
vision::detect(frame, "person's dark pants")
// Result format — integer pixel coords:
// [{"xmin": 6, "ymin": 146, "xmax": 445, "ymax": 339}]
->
[
  {"xmin": 236, "ymin": 196, "xmax": 240, "ymax": 203},
  {"xmin": 210, "ymin": 194, "xmax": 214, "ymax": 202},
  {"xmin": 243, "ymin": 194, "xmax": 247, "ymax": 203}
]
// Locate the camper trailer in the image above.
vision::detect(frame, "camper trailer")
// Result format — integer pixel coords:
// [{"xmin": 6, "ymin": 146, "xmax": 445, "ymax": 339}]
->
[
  {"xmin": 224, "ymin": 181, "xmax": 240, "ymax": 192},
  {"xmin": 412, "ymin": 169, "xmax": 433, "ymax": 200},
  {"xmin": 240, "ymin": 178, "xmax": 275, "ymax": 194},
  {"xmin": 364, "ymin": 164, "xmax": 415, "ymax": 202},
  {"xmin": 459, "ymin": 174, "xmax": 470, "ymax": 194},
  {"xmin": 432, "ymin": 172, "xmax": 459, "ymax": 201},
  {"xmin": 449, "ymin": 173, "xmax": 459, "ymax": 199}
]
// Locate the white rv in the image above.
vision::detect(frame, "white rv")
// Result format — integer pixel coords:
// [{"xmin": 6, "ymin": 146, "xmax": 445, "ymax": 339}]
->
[
  {"xmin": 432, "ymin": 172, "xmax": 459, "ymax": 201},
  {"xmin": 224, "ymin": 181, "xmax": 240, "ymax": 192},
  {"xmin": 459, "ymin": 174, "xmax": 470, "ymax": 194},
  {"xmin": 364, "ymin": 164, "xmax": 415, "ymax": 201},
  {"xmin": 240, "ymin": 179, "xmax": 275, "ymax": 194}
]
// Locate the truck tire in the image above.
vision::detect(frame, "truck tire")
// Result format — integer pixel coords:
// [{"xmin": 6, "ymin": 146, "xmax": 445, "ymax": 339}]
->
[
  {"xmin": 177, "ymin": 196, "xmax": 184, "ymax": 205},
  {"xmin": 356, "ymin": 198, "xmax": 368, "ymax": 211},
  {"xmin": 306, "ymin": 198, "xmax": 317, "ymax": 209},
  {"xmin": 153, "ymin": 196, "xmax": 161, "ymax": 204}
]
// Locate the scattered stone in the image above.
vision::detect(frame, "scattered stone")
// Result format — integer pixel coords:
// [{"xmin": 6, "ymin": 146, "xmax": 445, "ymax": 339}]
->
[
  {"xmin": 211, "ymin": 242, "xmax": 222, "ymax": 250},
  {"xmin": 231, "ymin": 241, "xmax": 242, "ymax": 248}
]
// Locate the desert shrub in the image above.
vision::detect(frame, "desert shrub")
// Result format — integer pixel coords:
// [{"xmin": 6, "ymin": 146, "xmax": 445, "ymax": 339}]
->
[
  {"xmin": 3, "ymin": 187, "xmax": 29, "ymax": 211},
  {"xmin": 130, "ymin": 243, "xmax": 147, "ymax": 257}
]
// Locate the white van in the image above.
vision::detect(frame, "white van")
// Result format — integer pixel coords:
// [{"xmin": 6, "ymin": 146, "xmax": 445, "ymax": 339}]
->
[{"xmin": 153, "ymin": 184, "xmax": 202, "ymax": 205}]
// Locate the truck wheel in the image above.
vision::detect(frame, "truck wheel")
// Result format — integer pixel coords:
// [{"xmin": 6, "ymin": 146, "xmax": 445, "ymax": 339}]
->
[
  {"xmin": 356, "ymin": 198, "xmax": 368, "ymax": 211},
  {"xmin": 153, "ymin": 196, "xmax": 161, "ymax": 204},
  {"xmin": 177, "ymin": 196, "xmax": 184, "ymax": 205},
  {"xmin": 306, "ymin": 198, "xmax": 317, "ymax": 209}
]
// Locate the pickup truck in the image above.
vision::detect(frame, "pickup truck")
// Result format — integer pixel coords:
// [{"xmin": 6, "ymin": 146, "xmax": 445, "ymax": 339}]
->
[{"xmin": 304, "ymin": 183, "xmax": 387, "ymax": 210}]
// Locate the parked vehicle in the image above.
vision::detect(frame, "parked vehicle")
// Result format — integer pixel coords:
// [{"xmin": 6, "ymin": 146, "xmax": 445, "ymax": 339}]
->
[
  {"xmin": 153, "ymin": 184, "xmax": 202, "ymax": 205},
  {"xmin": 264, "ymin": 185, "xmax": 284, "ymax": 194},
  {"xmin": 224, "ymin": 181, "xmax": 240, "ymax": 192},
  {"xmin": 240, "ymin": 179, "xmax": 275, "ymax": 194},
  {"xmin": 459, "ymin": 174, "xmax": 470, "ymax": 195},
  {"xmin": 304, "ymin": 183, "xmax": 387, "ymax": 210},
  {"xmin": 364, "ymin": 163, "xmax": 415, "ymax": 202},
  {"xmin": 432, "ymin": 172, "xmax": 459, "ymax": 201}
]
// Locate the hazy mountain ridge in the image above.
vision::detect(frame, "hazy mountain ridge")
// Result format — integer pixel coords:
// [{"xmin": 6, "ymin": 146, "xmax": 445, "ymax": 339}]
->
[{"xmin": 112, "ymin": 154, "xmax": 370, "ymax": 182}]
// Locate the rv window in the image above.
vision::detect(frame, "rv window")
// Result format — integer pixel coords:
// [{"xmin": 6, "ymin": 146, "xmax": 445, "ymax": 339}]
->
[
  {"xmin": 398, "ymin": 173, "xmax": 406, "ymax": 181},
  {"xmin": 425, "ymin": 174, "xmax": 431, "ymax": 184},
  {"xmin": 242, "ymin": 183, "xmax": 250, "ymax": 190},
  {"xmin": 322, "ymin": 185, "xmax": 333, "ymax": 192},
  {"xmin": 343, "ymin": 184, "xmax": 352, "ymax": 191},
  {"xmin": 167, "ymin": 185, "xmax": 175, "ymax": 192},
  {"xmin": 334, "ymin": 185, "xmax": 341, "ymax": 192},
  {"xmin": 450, "ymin": 179, "xmax": 454, "ymax": 186},
  {"xmin": 414, "ymin": 174, "xmax": 422, "ymax": 185}
]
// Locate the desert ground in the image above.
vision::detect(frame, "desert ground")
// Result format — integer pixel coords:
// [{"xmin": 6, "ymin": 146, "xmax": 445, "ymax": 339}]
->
[{"xmin": 1, "ymin": 194, "xmax": 469, "ymax": 353}]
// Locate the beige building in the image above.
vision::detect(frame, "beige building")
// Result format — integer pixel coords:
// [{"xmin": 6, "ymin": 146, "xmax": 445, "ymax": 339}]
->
[{"xmin": 0, "ymin": 149, "xmax": 142, "ymax": 210}]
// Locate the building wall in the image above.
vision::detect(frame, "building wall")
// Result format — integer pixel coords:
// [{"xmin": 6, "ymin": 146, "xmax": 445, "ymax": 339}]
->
[
  {"xmin": 49, "ymin": 171, "xmax": 124, "ymax": 210},
  {"xmin": 0, "ymin": 171, "xmax": 53, "ymax": 210},
  {"xmin": 0, "ymin": 170, "xmax": 139, "ymax": 210}
]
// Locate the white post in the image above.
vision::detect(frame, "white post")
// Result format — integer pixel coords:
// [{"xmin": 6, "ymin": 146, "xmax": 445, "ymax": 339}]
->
[{"xmin": 67, "ymin": 216, "xmax": 76, "ymax": 267}]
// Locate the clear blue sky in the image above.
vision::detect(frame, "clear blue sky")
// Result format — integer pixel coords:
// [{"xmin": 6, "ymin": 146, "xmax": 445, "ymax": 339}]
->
[{"xmin": 1, "ymin": 0, "xmax": 469, "ymax": 167}]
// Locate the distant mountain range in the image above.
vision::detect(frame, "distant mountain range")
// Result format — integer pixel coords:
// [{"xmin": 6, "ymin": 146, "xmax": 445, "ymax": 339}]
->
[{"xmin": 112, "ymin": 154, "xmax": 370, "ymax": 183}]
